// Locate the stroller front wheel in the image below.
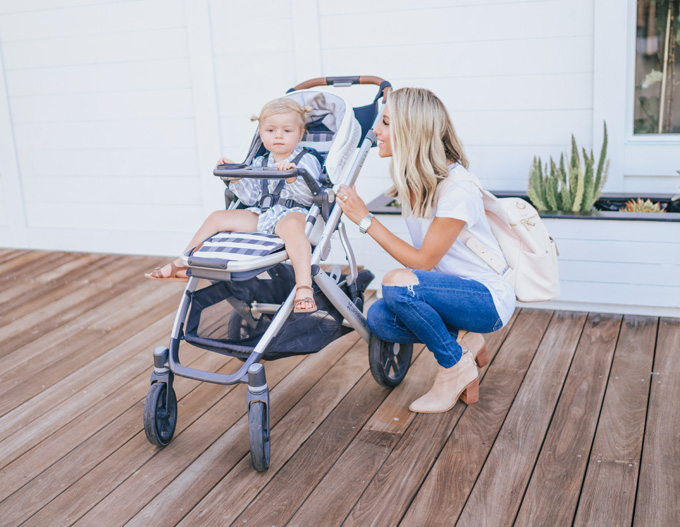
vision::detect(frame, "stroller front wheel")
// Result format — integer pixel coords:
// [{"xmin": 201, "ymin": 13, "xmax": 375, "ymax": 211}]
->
[
  {"xmin": 248, "ymin": 401, "xmax": 270, "ymax": 471},
  {"xmin": 368, "ymin": 334, "xmax": 412, "ymax": 388},
  {"xmin": 143, "ymin": 382, "xmax": 178, "ymax": 446}
]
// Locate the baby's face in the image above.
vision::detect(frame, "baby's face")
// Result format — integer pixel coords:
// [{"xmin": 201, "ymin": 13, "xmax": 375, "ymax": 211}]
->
[{"xmin": 259, "ymin": 112, "xmax": 304, "ymax": 160}]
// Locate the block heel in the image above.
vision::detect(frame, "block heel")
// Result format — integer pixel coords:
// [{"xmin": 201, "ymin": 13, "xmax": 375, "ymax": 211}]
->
[
  {"xmin": 475, "ymin": 344, "xmax": 490, "ymax": 368},
  {"xmin": 460, "ymin": 378, "xmax": 479, "ymax": 405}
]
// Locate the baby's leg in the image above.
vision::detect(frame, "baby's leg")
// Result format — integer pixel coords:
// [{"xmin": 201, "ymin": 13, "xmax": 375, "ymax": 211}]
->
[
  {"xmin": 146, "ymin": 209, "xmax": 258, "ymax": 280},
  {"xmin": 182, "ymin": 209, "xmax": 259, "ymax": 253},
  {"xmin": 274, "ymin": 212, "xmax": 314, "ymax": 310}
]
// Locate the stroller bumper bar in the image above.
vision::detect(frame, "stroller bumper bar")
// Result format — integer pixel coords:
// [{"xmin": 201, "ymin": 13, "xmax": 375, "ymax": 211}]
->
[{"xmin": 213, "ymin": 166, "xmax": 322, "ymax": 196}]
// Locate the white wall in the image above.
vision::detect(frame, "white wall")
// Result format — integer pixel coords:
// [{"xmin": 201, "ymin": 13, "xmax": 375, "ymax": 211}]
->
[{"xmin": 0, "ymin": 0, "xmax": 678, "ymax": 262}]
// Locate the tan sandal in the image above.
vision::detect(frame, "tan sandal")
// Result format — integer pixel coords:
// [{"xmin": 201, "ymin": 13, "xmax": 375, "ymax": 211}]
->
[
  {"xmin": 293, "ymin": 285, "xmax": 317, "ymax": 313},
  {"xmin": 144, "ymin": 261, "xmax": 189, "ymax": 282}
]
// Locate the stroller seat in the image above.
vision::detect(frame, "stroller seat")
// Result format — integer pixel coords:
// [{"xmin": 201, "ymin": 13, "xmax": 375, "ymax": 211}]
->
[{"xmin": 187, "ymin": 89, "xmax": 361, "ymax": 281}]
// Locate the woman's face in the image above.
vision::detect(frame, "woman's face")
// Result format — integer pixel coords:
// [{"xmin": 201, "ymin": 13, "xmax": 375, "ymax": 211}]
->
[{"xmin": 373, "ymin": 103, "xmax": 392, "ymax": 158}]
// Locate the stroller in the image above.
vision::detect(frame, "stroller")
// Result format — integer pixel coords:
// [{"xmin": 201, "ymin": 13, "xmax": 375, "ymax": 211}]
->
[{"xmin": 142, "ymin": 76, "xmax": 413, "ymax": 471}]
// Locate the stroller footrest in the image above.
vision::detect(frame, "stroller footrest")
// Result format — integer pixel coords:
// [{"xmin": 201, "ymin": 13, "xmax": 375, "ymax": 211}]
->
[{"xmin": 187, "ymin": 231, "xmax": 287, "ymax": 272}]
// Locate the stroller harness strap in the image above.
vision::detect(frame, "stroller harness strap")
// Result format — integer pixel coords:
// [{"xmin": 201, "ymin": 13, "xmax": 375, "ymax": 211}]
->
[{"xmin": 258, "ymin": 147, "xmax": 318, "ymax": 212}]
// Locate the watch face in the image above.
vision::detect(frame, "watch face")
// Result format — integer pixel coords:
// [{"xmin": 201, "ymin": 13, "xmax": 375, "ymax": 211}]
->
[{"xmin": 359, "ymin": 214, "xmax": 373, "ymax": 233}]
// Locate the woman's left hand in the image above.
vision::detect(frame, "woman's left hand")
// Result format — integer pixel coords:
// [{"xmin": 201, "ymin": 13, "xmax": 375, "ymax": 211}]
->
[{"xmin": 335, "ymin": 184, "xmax": 369, "ymax": 224}]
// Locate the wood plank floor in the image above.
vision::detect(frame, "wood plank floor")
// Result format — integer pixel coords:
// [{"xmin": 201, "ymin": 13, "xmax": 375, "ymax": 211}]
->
[{"xmin": 0, "ymin": 250, "xmax": 677, "ymax": 527}]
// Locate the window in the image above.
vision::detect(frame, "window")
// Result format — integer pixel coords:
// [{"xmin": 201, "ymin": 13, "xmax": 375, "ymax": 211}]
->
[{"xmin": 634, "ymin": 0, "xmax": 680, "ymax": 134}]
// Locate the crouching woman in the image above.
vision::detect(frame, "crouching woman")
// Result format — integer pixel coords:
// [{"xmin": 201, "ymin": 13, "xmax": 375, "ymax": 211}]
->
[{"xmin": 336, "ymin": 87, "xmax": 515, "ymax": 413}]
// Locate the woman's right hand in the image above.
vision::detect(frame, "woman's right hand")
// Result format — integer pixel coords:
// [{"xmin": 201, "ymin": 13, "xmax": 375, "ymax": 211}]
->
[{"xmin": 335, "ymin": 184, "xmax": 370, "ymax": 225}]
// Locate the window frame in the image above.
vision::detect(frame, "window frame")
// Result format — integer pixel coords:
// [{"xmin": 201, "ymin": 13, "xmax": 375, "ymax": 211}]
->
[{"xmin": 593, "ymin": 0, "xmax": 680, "ymax": 192}]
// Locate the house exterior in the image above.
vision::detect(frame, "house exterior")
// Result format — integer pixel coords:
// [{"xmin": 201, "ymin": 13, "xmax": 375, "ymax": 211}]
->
[{"xmin": 0, "ymin": 0, "xmax": 678, "ymax": 315}]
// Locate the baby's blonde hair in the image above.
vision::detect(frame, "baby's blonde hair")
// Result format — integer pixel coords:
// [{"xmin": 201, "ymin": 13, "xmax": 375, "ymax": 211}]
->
[
  {"xmin": 251, "ymin": 97, "xmax": 312, "ymax": 131},
  {"xmin": 386, "ymin": 88, "xmax": 468, "ymax": 219}
]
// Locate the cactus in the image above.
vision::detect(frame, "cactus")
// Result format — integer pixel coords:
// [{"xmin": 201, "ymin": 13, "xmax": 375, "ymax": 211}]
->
[
  {"xmin": 527, "ymin": 123, "xmax": 609, "ymax": 212},
  {"xmin": 619, "ymin": 198, "xmax": 666, "ymax": 213}
]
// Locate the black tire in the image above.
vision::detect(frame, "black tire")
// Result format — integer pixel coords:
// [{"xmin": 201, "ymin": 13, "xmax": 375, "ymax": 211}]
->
[
  {"xmin": 143, "ymin": 382, "xmax": 177, "ymax": 447},
  {"xmin": 368, "ymin": 333, "xmax": 413, "ymax": 388},
  {"xmin": 227, "ymin": 313, "xmax": 269, "ymax": 341},
  {"xmin": 248, "ymin": 401, "xmax": 270, "ymax": 471}
]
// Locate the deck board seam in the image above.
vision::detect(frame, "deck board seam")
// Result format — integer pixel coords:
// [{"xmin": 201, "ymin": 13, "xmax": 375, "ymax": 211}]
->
[{"xmin": 569, "ymin": 316, "xmax": 625, "ymax": 527}]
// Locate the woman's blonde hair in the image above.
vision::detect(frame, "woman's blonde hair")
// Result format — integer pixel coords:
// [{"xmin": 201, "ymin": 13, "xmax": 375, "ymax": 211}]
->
[
  {"xmin": 252, "ymin": 97, "xmax": 312, "ymax": 131},
  {"xmin": 386, "ymin": 87, "xmax": 468, "ymax": 218}
]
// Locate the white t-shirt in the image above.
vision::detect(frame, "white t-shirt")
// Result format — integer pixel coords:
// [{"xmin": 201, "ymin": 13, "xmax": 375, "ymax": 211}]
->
[{"xmin": 404, "ymin": 164, "xmax": 516, "ymax": 325}]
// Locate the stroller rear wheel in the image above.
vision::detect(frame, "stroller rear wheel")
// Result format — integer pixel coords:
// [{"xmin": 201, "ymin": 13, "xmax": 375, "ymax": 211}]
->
[
  {"xmin": 143, "ymin": 382, "xmax": 177, "ymax": 446},
  {"xmin": 368, "ymin": 334, "xmax": 412, "ymax": 388},
  {"xmin": 248, "ymin": 401, "xmax": 270, "ymax": 471}
]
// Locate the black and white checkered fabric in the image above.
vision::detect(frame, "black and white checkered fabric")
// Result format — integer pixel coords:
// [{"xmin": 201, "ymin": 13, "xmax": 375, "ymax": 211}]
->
[{"xmin": 191, "ymin": 231, "xmax": 284, "ymax": 263}]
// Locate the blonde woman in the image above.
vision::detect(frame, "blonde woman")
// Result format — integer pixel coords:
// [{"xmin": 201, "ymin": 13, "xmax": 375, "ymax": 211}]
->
[
  {"xmin": 146, "ymin": 97, "xmax": 321, "ymax": 313},
  {"xmin": 336, "ymin": 88, "xmax": 515, "ymax": 412}
]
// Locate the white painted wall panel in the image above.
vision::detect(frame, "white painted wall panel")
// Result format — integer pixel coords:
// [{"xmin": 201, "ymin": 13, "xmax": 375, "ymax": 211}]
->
[
  {"xmin": 0, "ymin": 0, "xmax": 184, "ymax": 41},
  {"xmin": 6, "ymin": 59, "xmax": 192, "ymax": 96},
  {"xmin": 18, "ymin": 147, "xmax": 198, "ymax": 178},
  {"xmin": 320, "ymin": 0, "xmax": 546, "ymax": 15},
  {"xmin": 2, "ymin": 28, "xmax": 189, "ymax": 69},
  {"xmin": 319, "ymin": 1, "xmax": 592, "ymax": 45},
  {"xmin": 0, "ymin": 178, "xmax": 9, "ymax": 226},
  {"xmin": 0, "ymin": 0, "xmax": 124, "ymax": 15},
  {"xmin": 2, "ymin": 0, "xmax": 675, "ymax": 316},
  {"xmin": 22, "ymin": 175, "xmax": 201, "ymax": 205},
  {"xmin": 13, "ymin": 119, "xmax": 195, "ymax": 150},
  {"xmin": 10, "ymin": 89, "xmax": 195, "ymax": 123},
  {"xmin": 25, "ymin": 201, "xmax": 204, "ymax": 233}
]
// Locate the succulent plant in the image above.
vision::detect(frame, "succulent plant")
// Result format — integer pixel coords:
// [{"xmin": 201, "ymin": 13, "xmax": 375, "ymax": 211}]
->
[
  {"xmin": 528, "ymin": 123, "xmax": 609, "ymax": 212},
  {"xmin": 619, "ymin": 198, "xmax": 666, "ymax": 213}
]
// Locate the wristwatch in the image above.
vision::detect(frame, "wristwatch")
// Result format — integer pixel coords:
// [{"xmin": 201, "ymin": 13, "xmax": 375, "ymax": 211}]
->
[{"xmin": 358, "ymin": 213, "xmax": 375, "ymax": 234}]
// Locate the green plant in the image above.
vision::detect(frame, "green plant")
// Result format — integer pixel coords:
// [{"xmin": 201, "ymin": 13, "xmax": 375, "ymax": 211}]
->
[
  {"xmin": 620, "ymin": 198, "xmax": 666, "ymax": 213},
  {"xmin": 528, "ymin": 123, "xmax": 609, "ymax": 212}
]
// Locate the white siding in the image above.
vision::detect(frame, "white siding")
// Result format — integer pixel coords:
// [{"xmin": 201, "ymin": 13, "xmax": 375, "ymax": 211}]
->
[
  {"xmin": 525, "ymin": 218, "xmax": 680, "ymax": 317},
  {"xmin": 0, "ymin": 0, "xmax": 677, "ymax": 315}
]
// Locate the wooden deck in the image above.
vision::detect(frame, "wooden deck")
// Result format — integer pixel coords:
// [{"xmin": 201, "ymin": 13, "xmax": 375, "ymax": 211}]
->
[{"xmin": 0, "ymin": 250, "xmax": 678, "ymax": 527}]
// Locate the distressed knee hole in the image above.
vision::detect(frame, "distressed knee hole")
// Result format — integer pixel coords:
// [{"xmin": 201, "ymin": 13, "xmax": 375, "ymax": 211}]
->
[{"xmin": 382, "ymin": 268, "xmax": 419, "ymax": 287}]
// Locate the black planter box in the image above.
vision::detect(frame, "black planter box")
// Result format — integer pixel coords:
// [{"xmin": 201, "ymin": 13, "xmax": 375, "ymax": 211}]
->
[{"xmin": 367, "ymin": 192, "xmax": 680, "ymax": 222}]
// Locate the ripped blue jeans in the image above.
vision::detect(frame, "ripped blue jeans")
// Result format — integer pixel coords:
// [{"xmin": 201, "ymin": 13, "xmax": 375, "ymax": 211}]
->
[{"xmin": 367, "ymin": 270, "xmax": 503, "ymax": 368}]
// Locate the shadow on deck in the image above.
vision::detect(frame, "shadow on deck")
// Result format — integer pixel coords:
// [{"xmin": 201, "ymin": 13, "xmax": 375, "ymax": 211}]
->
[{"xmin": 0, "ymin": 250, "xmax": 677, "ymax": 527}]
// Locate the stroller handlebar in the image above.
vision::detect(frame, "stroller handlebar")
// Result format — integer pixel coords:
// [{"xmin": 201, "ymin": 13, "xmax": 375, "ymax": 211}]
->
[
  {"xmin": 213, "ymin": 165, "xmax": 322, "ymax": 196},
  {"xmin": 292, "ymin": 76, "xmax": 391, "ymax": 98}
]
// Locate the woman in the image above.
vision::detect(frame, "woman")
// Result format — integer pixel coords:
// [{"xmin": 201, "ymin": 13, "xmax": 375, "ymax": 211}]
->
[{"xmin": 336, "ymin": 88, "xmax": 515, "ymax": 413}]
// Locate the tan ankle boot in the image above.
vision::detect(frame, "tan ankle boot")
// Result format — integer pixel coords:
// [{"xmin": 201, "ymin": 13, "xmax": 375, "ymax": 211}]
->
[
  {"xmin": 409, "ymin": 353, "xmax": 479, "ymax": 413},
  {"xmin": 457, "ymin": 330, "xmax": 490, "ymax": 367}
]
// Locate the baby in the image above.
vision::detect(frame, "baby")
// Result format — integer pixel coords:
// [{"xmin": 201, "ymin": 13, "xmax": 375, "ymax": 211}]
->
[{"xmin": 146, "ymin": 97, "xmax": 322, "ymax": 313}]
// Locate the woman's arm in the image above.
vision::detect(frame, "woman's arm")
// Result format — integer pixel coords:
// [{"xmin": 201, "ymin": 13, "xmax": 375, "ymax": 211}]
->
[{"xmin": 336, "ymin": 185, "xmax": 464, "ymax": 271}]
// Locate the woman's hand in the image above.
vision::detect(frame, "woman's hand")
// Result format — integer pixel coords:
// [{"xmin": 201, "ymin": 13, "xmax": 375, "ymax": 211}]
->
[{"xmin": 335, "ymin": 184, "xmax": 370, "ymax": 225}]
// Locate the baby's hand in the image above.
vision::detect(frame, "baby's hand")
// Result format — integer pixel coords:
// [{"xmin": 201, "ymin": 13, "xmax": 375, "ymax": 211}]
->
[
  {"xmin": 276, "ymin": 161, "xmax": 298, "ymax": 183},
  {"xmin": 276, "ymin": 161, "xmax": 296, "ymax": 171},
  {"xmin": 217, "ymin": 157, "xmax": 234, "ymax": 165}
]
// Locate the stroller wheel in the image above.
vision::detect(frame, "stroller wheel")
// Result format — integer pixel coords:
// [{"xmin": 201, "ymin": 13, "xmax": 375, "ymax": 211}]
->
[
  {"xmin": 248, "ymin": 401, "xmax": 270, "ymax": 471},
  {"xmin": 143, "ymin": 382, "xmax": 177, "ymax": 446},
  {"xmin": 368, "ymin": 334, "xmax": 413, "ymax": 388}
]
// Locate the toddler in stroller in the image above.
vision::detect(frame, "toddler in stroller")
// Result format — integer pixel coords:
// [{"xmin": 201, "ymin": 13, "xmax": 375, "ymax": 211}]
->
[
  {"xmin": 142, "ymin": 76, "xmax": 414, "ymax": 472},
  {"xmin": 145, "ymin": 97, "xmax": 324, "ymax": 313}
]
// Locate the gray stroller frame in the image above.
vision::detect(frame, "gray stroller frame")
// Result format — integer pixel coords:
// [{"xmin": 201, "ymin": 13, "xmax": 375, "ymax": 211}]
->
[{"xmin": 143, "ymin": 76, "xmax": 413, "ymax": 471}]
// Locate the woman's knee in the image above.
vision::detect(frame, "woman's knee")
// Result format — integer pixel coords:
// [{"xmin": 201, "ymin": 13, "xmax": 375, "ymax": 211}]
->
[{"xmin": 382, "ymin": 268, "xmax": 418, "ymax": 287}]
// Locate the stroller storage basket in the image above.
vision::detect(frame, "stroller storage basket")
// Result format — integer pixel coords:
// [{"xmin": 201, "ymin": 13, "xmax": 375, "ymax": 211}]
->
[{"xmin": 184, "ymin": 264, "xmax": 373, "ymax": 360}]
